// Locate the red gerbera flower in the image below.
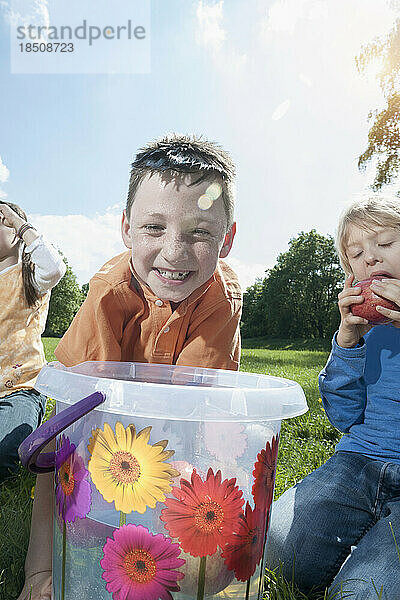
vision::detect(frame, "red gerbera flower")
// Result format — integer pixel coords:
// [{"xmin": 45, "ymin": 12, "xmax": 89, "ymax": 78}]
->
[
  {"xmin": 160, "ymin": 468, "xmax": 244, "ymax": 557},
  {"xmin": 222, "ymin": 502, "xmax": 268, "ymax": 582},
  {"xmin": 252, "ymin": 434, "xmax": 279, "ymax": 513}
]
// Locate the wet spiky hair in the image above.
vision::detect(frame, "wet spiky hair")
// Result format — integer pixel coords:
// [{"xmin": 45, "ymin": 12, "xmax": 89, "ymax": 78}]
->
[{"xmin": 126, "ymin": 134, "xmax": 236, "ymax": 228}]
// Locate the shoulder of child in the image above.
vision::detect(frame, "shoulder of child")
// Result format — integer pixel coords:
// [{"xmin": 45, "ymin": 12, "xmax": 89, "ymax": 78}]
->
[
  {"xmin": 213, "ymin": 259, "xmax": 242, "ymax": 301},
  {"xmin": 93, "ymin": 251, "xmax": 132, "ymax": 287},
  {"xmin": 87, "ymin": 251, "xmax": 143, "ymax": 316}
]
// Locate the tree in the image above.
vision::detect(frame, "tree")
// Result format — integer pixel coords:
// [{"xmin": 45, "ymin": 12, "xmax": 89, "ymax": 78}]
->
[
  {"xmin": 241, "ymin": 230, "xmax": 344, "ymax": 339},
  {"xmin": 357, "ymin": 18, "xmax": 400, "ymax": 190},
  {"xmin": 241, "ymin": 278, "xmax": 267, "ymax": 338},
  {"xmin": 81, "ymin": 282, "xmax": 89, "ymax": 299},
  {"xmin": 44, "ymin": 256, "xmax": 83, "ymax": 337}
]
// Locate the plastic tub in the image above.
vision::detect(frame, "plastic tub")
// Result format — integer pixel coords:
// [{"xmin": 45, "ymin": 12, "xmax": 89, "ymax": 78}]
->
[{"xmin": 20, "ymin": 361, "xmax": 308, "ymax": 600}]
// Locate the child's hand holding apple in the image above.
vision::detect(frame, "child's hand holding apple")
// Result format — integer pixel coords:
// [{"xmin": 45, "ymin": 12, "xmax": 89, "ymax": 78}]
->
[
  {"xmin": 337, "ymin": 275, "xmax": 400, "ymax": 348},
  {"xmin": 354, "ymin": 276, "xmax": 400, "ymax": 328}
]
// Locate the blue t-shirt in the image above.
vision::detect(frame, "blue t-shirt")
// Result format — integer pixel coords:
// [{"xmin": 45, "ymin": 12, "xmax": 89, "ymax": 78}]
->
[{"xmin": 319, "ymin": 325, "xmax": 400, "ymax": 464}]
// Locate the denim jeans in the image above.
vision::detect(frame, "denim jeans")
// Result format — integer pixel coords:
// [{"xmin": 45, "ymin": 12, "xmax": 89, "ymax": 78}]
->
[
  {"xmin": 265, "ymin": 451, "xmax": 400, "ymax": 599},
  {"xmin": 0, "ymin": 389, "xmax": 46, "ymax": 483}
]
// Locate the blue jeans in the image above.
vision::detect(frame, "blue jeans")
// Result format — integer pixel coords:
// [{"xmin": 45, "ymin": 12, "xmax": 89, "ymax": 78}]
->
[
  {"xmin": 265, "ymin": 451, "xmax": 400, "ymax": 599},
  {"xmin": 0, "ymin": 389, "xmax": 46, "ymax": 483}
]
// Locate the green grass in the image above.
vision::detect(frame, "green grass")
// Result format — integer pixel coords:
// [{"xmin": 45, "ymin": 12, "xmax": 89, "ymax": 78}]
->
[
  {"xmin": 240, "ymin": 346, "xmax": 339, "ymax": 500},
  {"xmin": 41, "ymin": 337, "xmax": 59, "ymax": 362},
  {"xmin": 241, "ymin": 337, "xmax": 332, "ymax": 352},
  {"xmin": 0, "ymin": 337, "xmax": 364, "ymax": 600},
  {"xmin": 0, "ymin": 339, "xmax": 57, "ymax": 599}
]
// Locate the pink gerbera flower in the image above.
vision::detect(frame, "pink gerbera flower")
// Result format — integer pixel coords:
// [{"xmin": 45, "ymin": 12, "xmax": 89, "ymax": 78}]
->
[
  {"xmin": 55, "ymin": 435, "xmax": 91, "ymax": 523},
  {"xmin": 100, "ymin": 524, "xmax": 185, "ymax": 600}
]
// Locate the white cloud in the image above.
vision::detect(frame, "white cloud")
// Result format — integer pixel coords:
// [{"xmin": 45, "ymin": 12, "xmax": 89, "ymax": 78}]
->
[
  {"xmin": 264, "ymin": 0, "xmax": 309, "ymax": 34},
  {"xmin": 195, "ymin": 1, "xmax": 247, "ymax": 72},
  {"xmin": 196, "ymin": 0, "xmax": 226, "ymax": 51},
  {"xmin": 106, "ymin": 201, "xmax": 124, "ymax": 212},
  {"xmin": 0, "ymin": 156, "xmax": 10, "ymax": 199},
  {"xmin": 224, "ymin": 256, "xmax": 269, "ymax": 291},
  {"xmin": 29, "ymin": 210, "xmax": 125, "ymax": 285},
  {"xmin": 262, "ymin": 0, "xmax": 329, "ymax": 36},
  {"xmin": 4, "ymin": 0, "xmax": 50, "ymax": 40},
  {"xmin": 0, "ymin": 156, "xmax": 10, "ymax": 183}
]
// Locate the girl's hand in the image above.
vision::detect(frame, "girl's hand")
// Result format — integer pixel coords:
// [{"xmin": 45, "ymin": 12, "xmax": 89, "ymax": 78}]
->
[
  {"xmin": 370, "ymin": 278, "xmax": 400, "ymax": 329},
  {"xmin": 0, "ymin": 203, "xmax": 25, "ymax": 231},
  {"xmin": 337, "ymin": 274, "xmax": 374, "ymax": 348},
  {"xmin": 17, "ymin": 571, "xmax": 52, "ymax": 600}
]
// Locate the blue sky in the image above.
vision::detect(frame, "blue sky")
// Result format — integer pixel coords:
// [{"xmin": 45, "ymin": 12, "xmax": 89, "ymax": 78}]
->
[{"xmin": 0, "ymin": 0, "xmax": 398, "ymax": 287}]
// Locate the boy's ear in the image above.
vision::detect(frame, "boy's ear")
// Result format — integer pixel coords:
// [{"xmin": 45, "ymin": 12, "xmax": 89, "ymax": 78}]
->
[
  {"xmin": 121, "ymin": 210, "xmax": 132, "ymax": 249},
  {"xmin": 219, "ymin": 222, "xmax": 236, "ymax": 258}
]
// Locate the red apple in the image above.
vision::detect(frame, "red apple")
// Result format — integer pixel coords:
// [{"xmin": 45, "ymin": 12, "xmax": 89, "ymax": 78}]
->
[{"xmin": 350, "ymin": 276, "xmax": 399, "ymax": 324}]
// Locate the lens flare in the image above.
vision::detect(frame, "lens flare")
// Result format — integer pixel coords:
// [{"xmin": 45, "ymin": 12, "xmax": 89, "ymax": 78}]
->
[
  {"xmin": 197, "ymin": 194, "xmax": 213, "ymax": 210},
  {"xmin": 206, "ymin": 182, "xmax": 222, "ymax": 200}
]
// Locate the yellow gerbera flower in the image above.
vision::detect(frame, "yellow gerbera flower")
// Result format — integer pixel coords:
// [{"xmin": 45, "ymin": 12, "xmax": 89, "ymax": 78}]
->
[{"xmin": 87, "ymin": 422, "xmax": 179, "ymax": 514}]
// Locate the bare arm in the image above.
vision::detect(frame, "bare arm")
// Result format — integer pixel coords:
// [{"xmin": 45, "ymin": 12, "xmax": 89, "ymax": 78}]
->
[
  {"xmin": 17, "ymin": 448, "xmax": 54, "ymax": 599},
  {"xmin": 0, "ymin": 202, "xmax": 65, "ymax": 294}
]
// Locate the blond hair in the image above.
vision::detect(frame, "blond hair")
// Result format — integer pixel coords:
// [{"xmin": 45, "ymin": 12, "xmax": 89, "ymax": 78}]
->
[{"xmin": 335, "ymin": 195, "xmax": 400, "ymax": 275}]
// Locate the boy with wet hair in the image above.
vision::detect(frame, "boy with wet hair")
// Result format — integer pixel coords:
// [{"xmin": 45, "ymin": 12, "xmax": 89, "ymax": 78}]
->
[
  {"xmin": 19, "ymin": 134, "xmax": 242, "ymax": 600},
  {"xmin": 54, "ymin": 134, "xmax": 241, "ymax": 369},
  {"xmin": 266, "ymin": 196, "xmax": 400, "ymax": 599}
]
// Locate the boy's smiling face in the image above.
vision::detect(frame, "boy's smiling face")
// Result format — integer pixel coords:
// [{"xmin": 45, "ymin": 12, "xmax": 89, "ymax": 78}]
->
[
  {"xmin": 121, "ymin": 171, "xmax": 235, "ymax": 304},
  {"xmin": 345, "ymin": 223, "xmax": 400, "ymax": 281}
]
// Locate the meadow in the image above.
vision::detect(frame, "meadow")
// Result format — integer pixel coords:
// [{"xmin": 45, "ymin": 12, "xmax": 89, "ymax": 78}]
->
[{"xmin": 0, "ymin": 337, "xmax": 347, "ymax": 599}]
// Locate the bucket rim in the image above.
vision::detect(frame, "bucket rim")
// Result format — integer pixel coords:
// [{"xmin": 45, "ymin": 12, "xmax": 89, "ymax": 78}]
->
[
  {"xmin": 39, "ymin": 360, "xmax": 304, "ymax": 392},
  {"xmin": 35, "ymin": 361, "xmax": 308, "ymax": 422}
]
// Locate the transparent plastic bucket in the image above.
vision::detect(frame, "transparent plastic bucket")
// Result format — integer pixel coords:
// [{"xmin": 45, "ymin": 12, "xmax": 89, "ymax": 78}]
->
[{"xmin": 21, "ymin": 361, "xmax": 308, "ymax": 600}]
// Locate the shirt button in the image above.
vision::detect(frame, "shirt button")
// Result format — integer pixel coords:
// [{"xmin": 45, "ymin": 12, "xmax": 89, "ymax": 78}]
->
[
  {"xmin": 163, "ymin": 326, "xmax": 170, "ymax": 333},
  {"xmin": 155, "ymin": 299, "xmax": 163, "ymax": 306}
]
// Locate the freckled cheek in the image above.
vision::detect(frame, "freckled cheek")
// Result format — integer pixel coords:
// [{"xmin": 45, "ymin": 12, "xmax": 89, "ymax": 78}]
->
[
  {"xmin": 193, "ymin": 243, "xmax": 220, "ymax": 275},
  {"xmin": 130, "ymin": 237, "xmax": 161, "ymax": 272}
]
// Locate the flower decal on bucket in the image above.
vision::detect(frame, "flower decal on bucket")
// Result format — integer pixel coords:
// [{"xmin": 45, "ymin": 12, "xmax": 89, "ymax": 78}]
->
[
  {"xmin": 100, "ymin": 524, "xmax": 185, "ymax": 600},
  {"xmin": 88, "ymin": 422, "xmax": 179, "ymax": 515},
  {"xmin": 55, "ymin": 434, "xmax": 92, "ymax": 600},
  {"xmin": 219, "ymin": 433, "xmax": 279, "ymax": 598},
  {"xmin": 160, "ymin": 468, "xmax": 244, "ymax": 599},
  {"xmin": 160, "ymin": 468, "xmax": 244, "ymax": 558},
  {"xmin": 222, "ymin": 502, "xmax": 266, "ymax": 581},
  {"xmin": 55, "ymin": 434, "xmax": 91, "ymax": 523},
  {"xmin": 204, "ymin": 422, "xmax": 247, "ymax": 462},
  {"xmin": 252, "ymin": 434, "xmax": 279, "ymax": 514}
]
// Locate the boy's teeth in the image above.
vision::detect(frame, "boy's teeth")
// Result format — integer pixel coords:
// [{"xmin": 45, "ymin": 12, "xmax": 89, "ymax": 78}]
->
[{"xmin": 158, "ymin": 269, "xmax": 190, "ymax": 280}]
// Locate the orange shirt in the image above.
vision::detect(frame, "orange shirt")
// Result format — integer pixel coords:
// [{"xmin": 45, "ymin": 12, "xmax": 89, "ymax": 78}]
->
[{"xmin": 55, "ymin": 252, "xmax": 242, "ymax": 370}]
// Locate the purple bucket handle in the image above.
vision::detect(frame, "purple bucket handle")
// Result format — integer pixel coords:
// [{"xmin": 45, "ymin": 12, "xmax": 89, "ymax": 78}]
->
[{"xmin": 18, "ymin": 391, "xmax": 106, "ymax": 474}]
